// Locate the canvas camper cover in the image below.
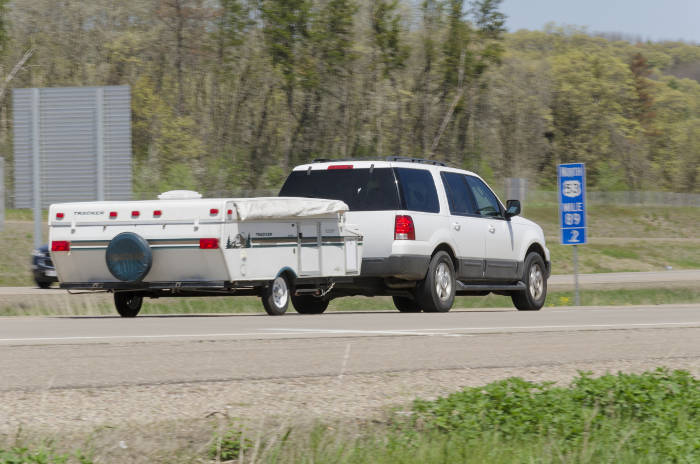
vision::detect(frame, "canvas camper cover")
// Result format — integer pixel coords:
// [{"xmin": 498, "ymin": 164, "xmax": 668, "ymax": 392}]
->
[{"xmin": 231, "ymin": 197, "xmax": 349, "ymax": 221}]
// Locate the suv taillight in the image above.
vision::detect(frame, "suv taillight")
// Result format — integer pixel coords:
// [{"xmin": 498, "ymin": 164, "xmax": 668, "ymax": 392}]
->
[{"xmin": 394, "ymin": 215, "xmax": 415, "ymax": 240}]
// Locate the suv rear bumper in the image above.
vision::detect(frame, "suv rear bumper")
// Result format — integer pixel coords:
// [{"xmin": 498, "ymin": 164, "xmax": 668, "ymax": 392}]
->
[{"xmin": 361, "ymin": 255, "xmax": 429, "ymax": 280}]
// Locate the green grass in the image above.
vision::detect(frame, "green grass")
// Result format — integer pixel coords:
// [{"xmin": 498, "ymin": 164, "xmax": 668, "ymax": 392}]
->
[
  {"xmin": 5, "ymin": 369, "xmax": 697, "ymax": 464},
  {"xmin": 2, "ymin": 287, "xmax": 700, "ymax": 316},
  {"xmin": 209, "ymin": 369, "xmax": 700, "ymax": 463}
]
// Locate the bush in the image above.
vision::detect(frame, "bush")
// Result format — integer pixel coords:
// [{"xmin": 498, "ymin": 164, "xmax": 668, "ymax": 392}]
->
[{"xmin": 411, "ymin": 368, "xmax": 700, "ymax": 461}]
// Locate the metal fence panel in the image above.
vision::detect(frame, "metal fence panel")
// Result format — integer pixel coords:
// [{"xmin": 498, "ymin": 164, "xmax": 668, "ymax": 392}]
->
[{"xmin": 12, "ymin": 86, "xmax": 132, "ymax": 208}]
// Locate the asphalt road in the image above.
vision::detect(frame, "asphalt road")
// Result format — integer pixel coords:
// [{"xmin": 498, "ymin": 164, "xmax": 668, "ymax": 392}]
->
[{"xmin": 1, "ymin": 304, "xmax": 699, "ymax": 392}]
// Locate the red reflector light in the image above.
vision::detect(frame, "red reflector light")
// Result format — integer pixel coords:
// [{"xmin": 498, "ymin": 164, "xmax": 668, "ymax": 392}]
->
[
  {"xmin": 199, "ymin": 238, "xmax": 219, "ymax": 249},
  {"xmin": 227, "ymin": 209, "xmax": 233, "ymax": 215},
  {"xmin": 153, "ymin": 210, "xmax": 162, "ymax": 217},
  {"xmin": 109, "ymin": 211, "xmax": 118, "ymax": 218},
  {"xmin": 394, "ymin": 215, "xmax": 415, "ymax": 240},
  {"xmin": 328, "ymin": 164, "xmax": 353, "ymax": 170},
  {"xmin": 210, "ymin": 208, "xmax": 219, "ymax": 215},
  {"xmin": 51, "ymin": 241, "xmax": 70, "ymax": 252},
  {"xmin": 56, "ymin": 212, "xmax": 64, "ymax": 219},
  {"xmin": 131, "ymin": 211, "xmax": 140, "ymax": 217}
]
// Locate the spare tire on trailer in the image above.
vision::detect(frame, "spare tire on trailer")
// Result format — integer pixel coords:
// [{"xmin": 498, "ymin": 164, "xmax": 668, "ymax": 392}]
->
[{"xmin": 105, "ymin": 232, "xmax": 153, "ymax": 282}]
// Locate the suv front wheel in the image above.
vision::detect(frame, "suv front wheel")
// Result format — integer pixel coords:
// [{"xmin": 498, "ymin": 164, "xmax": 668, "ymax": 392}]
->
[
  {"xmin": 416, "ymin": 251, "xmax": 456, "ymax": 313},
  {"xmin": 512, "ymin": 252, "xmax": 547, "ymax": 311}
]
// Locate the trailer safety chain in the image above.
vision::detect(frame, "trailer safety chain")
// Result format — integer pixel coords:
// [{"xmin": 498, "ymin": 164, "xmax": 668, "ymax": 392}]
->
[{"xmin": 318, "ymin": 282, "xmax": 335, "ymax": 298}]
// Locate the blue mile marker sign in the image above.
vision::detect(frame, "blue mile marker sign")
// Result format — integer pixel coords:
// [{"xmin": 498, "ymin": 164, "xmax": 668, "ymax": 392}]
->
[{"xmin": 558, "ymin": 163, "xmax": 587, "ymax": 245}]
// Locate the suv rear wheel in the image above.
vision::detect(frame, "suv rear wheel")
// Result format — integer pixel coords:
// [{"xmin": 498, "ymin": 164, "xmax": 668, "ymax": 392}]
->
[
  {"xmin": 416, "ymin": 251, "xmax": 455, "ymax": 313},
  {"xmin": 392, "ymin": 296, "xmax": 421, "ymax": 313},
  {"xmin": 291, "ymin": 294, "xmax": 330, "ymax": 314},
  {"xmin": 512, "ymin": 252, "xmax": 547, "ymax": 311}
]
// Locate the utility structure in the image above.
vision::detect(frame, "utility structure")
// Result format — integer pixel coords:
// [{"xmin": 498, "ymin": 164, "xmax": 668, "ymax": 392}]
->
[{"xmin": 12, "ymin": 86, "xmax": 132, "ymax": 248}]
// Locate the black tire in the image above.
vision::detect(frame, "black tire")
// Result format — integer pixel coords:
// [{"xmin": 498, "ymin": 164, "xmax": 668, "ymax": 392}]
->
[
  {"xmin": 416, "ymin": 251, "xmax": 456, "ymax": 313},
  {"xmin": 392, "ymin": 296, "xmax": 421, "ymax": 313},
  {"xmin": 262, "ymin": 275, "xmax": 290, "ymax": 316},
  {"xmin": 511, "ymin": 252, "xmax": 547, "ymax": 311},
  {"xmin": 114, "ymin": 292, "xmax": 143, "ymax": 318},
  {"xmin": 36, "ymin": 280, "xmax": 52, "ymax": 289},
  {"xmin": 291, "ymin": 294, "xmax": 330, "ymax": 315}
]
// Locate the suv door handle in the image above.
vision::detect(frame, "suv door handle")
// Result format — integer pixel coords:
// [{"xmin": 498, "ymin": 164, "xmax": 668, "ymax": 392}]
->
[
  {"xmin": 452, "ymin": 222, "xmax": 461, "ymax": 231},
  {"xmin": 488, "ymin": 225, "xmax": 496, "ymax": 233}
]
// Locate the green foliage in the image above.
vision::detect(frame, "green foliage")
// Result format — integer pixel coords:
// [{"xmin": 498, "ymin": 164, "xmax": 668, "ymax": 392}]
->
[
  {"xmin": 313, "ymin": 0, "xmax": 357, "ymax": 78},
  {"xmin": 2, "ymin": 0, "xmax": 699, "ymax": 193},
  {"xmin": 0, "ymin": 446, "xmax": 92, "ymax": 464},
  {"xmin": 210, "ymin": 425, "xmax": 253, "ymax": 461},
  {"xmin": 371, "ymin": 0, "xmax": 408, "ymax": 77},
  {"xmin": 0, "ymin": 0, "xmax": 9, "ymax": 55},
  {"xmin": 262, "ymin": 0, "xmax": 312, "ymax": 95},
  {"xmin": 411, "ymin": 369, "xmax": 700, "ymax": 461}
]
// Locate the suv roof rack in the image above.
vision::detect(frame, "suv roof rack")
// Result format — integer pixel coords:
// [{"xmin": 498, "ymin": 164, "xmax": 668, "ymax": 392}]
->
[
  {"xmin": 311, "ymin": 157, "xmax": 447, "ymax": 167},
  {"xmin": 385, "ymin": 156, "xmax": 447, "ymax": 166}
]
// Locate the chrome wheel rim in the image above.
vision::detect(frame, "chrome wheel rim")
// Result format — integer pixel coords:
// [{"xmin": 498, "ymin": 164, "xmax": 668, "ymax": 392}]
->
[
  {"xmin": 529, "ymin": 264, "xmax": 544, "ymax": 300},
  {"xmin": 272, "ymin": 276, "xmax": 288, "ymax": 309},
  {"xmin": 435, "ymin": 262, "xmax": 453, "ymax": 301}
]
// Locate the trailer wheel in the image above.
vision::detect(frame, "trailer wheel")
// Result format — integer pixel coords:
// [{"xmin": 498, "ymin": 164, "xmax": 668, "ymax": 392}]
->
[
  {"xmin": 291, "ymin": 294, "xmax": 330, "ymax": 315},
  {"xmin": 262, "ymin": 275, "xmax": 290, "ymax": 316},
  {"xmin": 114, "ymin": 292, "xmax": 143, "ymax": 318}
]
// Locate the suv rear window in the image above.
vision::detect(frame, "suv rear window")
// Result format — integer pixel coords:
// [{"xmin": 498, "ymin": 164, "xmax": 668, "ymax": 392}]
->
[
  {"xmin": 279, "ymin": 168, "xmax": 401, "ymax": 211},
  {"xmin": 394, "ymin": 168, "xmax": 440, "ymax": 213}
]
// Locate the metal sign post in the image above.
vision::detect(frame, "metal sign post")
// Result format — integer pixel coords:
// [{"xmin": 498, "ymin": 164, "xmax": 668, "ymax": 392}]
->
[{"xmin": 558, "ymin": 163, "xmax": 587, "ymax": 306}]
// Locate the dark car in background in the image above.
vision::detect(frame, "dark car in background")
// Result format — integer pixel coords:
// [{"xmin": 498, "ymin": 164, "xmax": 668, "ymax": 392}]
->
[{"xmin": 31, "ymin": 244, "xmax": 57, "ymax": 288}]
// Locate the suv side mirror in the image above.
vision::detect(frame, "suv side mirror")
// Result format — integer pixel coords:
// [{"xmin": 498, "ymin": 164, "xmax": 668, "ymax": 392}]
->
[{"xmin": 505, "ymin": 199, "xmax": 521, "ymax": 219}]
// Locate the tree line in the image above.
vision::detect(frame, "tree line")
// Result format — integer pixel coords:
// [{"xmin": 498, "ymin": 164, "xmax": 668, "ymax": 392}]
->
[{"xmin": 0, "ymin": 0, "xmax": 698, "ymax": 196}]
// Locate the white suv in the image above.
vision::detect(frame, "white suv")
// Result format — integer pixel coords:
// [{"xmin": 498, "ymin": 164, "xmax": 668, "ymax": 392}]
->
[{"xmin": 279, "ymin": 157, "xmax": 550, "ymax": 313}]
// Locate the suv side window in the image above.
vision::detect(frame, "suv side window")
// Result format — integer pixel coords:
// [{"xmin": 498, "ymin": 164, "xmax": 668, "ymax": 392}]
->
[
  {"xmin": 465, "ymin": 176, "xmax": 502, "ymax": 218},
  {"xmin": 441, "ymin": 172, "xmax": 476, "ymax": 215},
  {"xmin": 395, "ymin": 168, "xmax": 440, "ymax": 213}
]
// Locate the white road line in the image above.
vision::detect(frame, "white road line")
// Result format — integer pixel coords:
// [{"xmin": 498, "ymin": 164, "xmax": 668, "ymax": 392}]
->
[
  {"xmin": 399, "ymin": 322, "xmax": 700, "ymax": 331},
  {"xmin": 264, "ymin": 328, "xmax": 449, "ymax": 336},
  {"xmin": 267, "ymin": 321, "xmax": 700, "ymax": 334},
  {"xmin": 0, "ymin": 332, "xmax": 313, "ymax": 343},
  {"xmin": 1, "ymin": 321, "xmax": 697, "ymax": 344}
]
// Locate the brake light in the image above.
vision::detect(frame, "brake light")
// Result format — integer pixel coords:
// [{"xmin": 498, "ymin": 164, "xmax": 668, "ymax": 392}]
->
[
  {"xmin": 109, "ymin": 211, "xmax": 118, "ymax": 218},
  {"xmin": 210, "ymin": 208, "xmax": 219, "ymax": 215},
  {"xmin": 394, "ymin": 215, "xmax": 415, "ymax": 240},
  {"xmin": 131, "ymin": 211, "xmax": 140, "ymax": 218},
  {"xmin": 328, "ymin": 164, "xmax": 353, "ymax": 170},
  {"xmin": 199, "ymin": 238, "xmax": 219, "ymax": 249},
  {"xmin": 153, "ymin": 210, "xmax": 162, "ymax": 217},
  {"xmin": 55, "ymin": 212, "xmax": 64, "ymax": 219},
  {"xmin": 51, "ymin": 241, "xmax": 70, "ymax": 252}
]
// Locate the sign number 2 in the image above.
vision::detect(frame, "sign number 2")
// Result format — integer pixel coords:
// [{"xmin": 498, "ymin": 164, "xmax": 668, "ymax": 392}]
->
[{"xmin": 569, "ymin": 230, "xmax": 580, "ymax": 242}]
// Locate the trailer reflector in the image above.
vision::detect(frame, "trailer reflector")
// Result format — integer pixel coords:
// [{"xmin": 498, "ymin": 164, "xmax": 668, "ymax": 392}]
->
[
  {"xmin": 51, "ymin": 241, "xmax": 70, "ymax": 252},
  {"xmin": 131, "ymin": 211, "xmax": 140, "ymax": 217},
  {"xmin": 199, "ymin": 238, "xmax": 219, "ymax": 249},
  {"xmin": 153, "ymin": 210, "xmax": 162, "ymax": 217},
  {"xmin": 210, "ymin": 208, "xmax": 219, "ymax": 215},
  {"xmin": 56, "ymin": 212, "xmax": 64, "ymax": 219},
  {"xmin": 109, "ymin": 211, "xmax": 118, "ymax": 218}
]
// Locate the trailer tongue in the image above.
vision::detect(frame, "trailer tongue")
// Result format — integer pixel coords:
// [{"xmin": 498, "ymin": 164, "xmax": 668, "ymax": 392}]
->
[{"xmin": 49, "ymin": 192, "xmax": 363, "ymax": 316}]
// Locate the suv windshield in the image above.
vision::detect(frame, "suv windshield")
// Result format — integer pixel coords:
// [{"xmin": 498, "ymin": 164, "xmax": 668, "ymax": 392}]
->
[{"xmin": 279, "ymin": 168, "xmax": 401, "ymax": 211}]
